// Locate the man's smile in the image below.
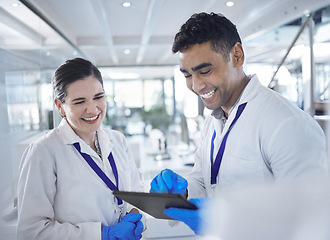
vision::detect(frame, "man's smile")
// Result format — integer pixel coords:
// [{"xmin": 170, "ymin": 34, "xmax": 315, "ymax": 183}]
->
[{"xmin": 200, "ymin": 89, "xmax": 216, "ymax": 99}]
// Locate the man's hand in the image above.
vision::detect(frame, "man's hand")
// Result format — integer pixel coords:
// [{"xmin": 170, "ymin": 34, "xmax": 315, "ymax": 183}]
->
[
  {"xmin": 164, "ymin": 198, "xmax": 209, "ymax": 235},
  {"xmin": 150, "ymin": 169, "xmax": 188, "ymax": 195}
]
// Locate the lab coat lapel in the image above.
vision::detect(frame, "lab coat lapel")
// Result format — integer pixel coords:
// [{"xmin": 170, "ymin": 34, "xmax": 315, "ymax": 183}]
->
[
  {"xmin": 211, "ymin": 75, "xmax": 259, "ymax": 158},
  {"xmin": 57, "ymin": 119, "xmax": 101, "ymax": 159},
  {"xmin": 218, "ymin": 74, "xmax": 260, "ymax": 139},
  {"xmin": 213, "ymin": 121, "xmax": 224, "ymax": 150},
  {"xmin": 95, "ymin": 128, "xmax": 117, "ymax": 184},
  {"xmin": 96, "ymin": 128, "xmax": 114, "ymax": 161},
  {"xmin": 212, "ymin": 106, "xmax": 238, "ymax": 147},
  {"xmin": 78, "ymin": 141, "xmax": 99, "ymax": 159},
  {"xmin": 58, "ymin": 120, "xmax": 118, "ymax": 186},
  {"xmin": 238, "ymin": 74, "xmax": 259, "ymax": 105}
]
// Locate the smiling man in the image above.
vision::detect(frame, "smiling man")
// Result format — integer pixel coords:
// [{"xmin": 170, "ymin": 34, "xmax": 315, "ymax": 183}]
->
[{"xmin": 150, "ymin": 12, "xmax": 329, "ymax": 235}]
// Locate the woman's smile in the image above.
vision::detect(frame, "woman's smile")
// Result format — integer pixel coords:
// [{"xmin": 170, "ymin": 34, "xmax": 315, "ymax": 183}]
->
[{"xmin": 82, "ymin": 114, "xmax": 99, "ymax": 122}]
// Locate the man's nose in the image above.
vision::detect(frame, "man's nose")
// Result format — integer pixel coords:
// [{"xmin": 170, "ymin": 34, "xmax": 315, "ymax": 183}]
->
[{"xmin": 191, "ymin": 75, "xmax": 206, "ymax": 93}]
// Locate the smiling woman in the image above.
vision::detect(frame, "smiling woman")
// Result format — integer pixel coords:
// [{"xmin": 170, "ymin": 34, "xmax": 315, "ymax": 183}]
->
[
  {"xmin": 16, "ymin": 58, "xmax": 146, "ymax": 240},
  {"xmin": 54, "ymin": 76, "xmax": 107, "ymax": 148}
]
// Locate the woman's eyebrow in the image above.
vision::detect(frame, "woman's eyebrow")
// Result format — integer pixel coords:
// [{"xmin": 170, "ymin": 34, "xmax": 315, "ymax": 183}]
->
[
  {"xmin": 72, "ymin": 97, "xmax": 85, "ymax": 102},
  {"xmin": 71, "ymin": 92, "xmax": 104, "ymax": 102},
  {"xmin": 95, "ymin": 92, "xmax": 105, "ymax": 97}
]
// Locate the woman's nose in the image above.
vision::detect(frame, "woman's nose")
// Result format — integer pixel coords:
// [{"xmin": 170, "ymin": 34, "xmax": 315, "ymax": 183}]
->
[{"xmin": 86, "ymin": 101, "xmax": 98, "ymax": 113}]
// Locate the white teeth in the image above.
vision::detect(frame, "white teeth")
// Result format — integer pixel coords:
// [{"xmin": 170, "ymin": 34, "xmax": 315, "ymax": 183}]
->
[
  {"xmin": 83, "ymin": 115, "xmax": 98, "ymax": 121},
  {"xmin": 200, "ymin": 89, "xmax": 215, "ymax": 99}
]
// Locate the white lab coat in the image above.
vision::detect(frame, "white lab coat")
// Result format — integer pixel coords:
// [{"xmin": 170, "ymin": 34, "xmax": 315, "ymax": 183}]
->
[
  {"xmin": 186, "ymin": 74, "xmax": 329, "ymax": 198},
  {"xmin": 17, "ymin": 119, "xmax": 143, "ymax": 240}
]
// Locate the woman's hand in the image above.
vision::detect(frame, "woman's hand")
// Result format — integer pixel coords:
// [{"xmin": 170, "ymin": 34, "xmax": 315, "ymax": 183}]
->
[
  {"xmin": 128, "ymin": 207, "xmax": 140, "ymax": 214},
  {"xmin": 102, "ymin": 212, "xmax": 143, "ymax": 240}
]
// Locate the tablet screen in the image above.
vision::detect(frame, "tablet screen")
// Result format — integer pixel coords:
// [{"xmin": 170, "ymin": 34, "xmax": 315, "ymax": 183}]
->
[{"xmin": 113, "ymin": 190, "xmax": 198, "ymax": 219}]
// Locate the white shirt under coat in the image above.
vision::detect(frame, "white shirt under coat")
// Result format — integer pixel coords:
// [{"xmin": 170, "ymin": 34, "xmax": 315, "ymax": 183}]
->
[
  {"xmin": 17, "ymin": 119, "xmax": 143, "ymax": 240},
  {"xmin": 186, "ymin": 74, "xmax": 329, "ymax": 198}
]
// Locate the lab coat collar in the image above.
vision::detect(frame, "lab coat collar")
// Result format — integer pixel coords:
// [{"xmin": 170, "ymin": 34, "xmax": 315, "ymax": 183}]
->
[
  {"xmin": 57, "ymin": 119, "xmax": 79, "ymax": 145},
  {"xmin": 211, "ymin": 74, "xmax": 260, "ymax": 119},
  {"xmin": 211, "ymin": 74, "xmax": 260, "ymax": 138},
  {"xmin": 238, "ymin": 74, "xmax": 260, "ymax": 104},
  {"xmin": 212, "ymin": 107, "xmax": 226, "ymax": 120},
  {"xmin": 57, "ymin": 119, "xmax": 113, "ymax": 159},
  {"xmin": 95, "ymin": 127, "xmax": 114, "ymax": 160}
]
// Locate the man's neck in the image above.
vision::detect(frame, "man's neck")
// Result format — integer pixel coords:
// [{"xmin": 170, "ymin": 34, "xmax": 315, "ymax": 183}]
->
[{"xmin": 222, "ymin": 74, "xmax": 250, "ymax": 118}]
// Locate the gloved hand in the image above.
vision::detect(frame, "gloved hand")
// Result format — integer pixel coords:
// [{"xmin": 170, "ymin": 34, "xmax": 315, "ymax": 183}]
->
[
  {"xmin": 164, "ymin": 198, "xmax": 208, "ymax": 235},
  {"xmin": 150, "ymin": 169, "xmax": 188, "ymax": 195},
  {"xmin": 102, "ymin": 212, "xmax": 143, "ymax": 240}
]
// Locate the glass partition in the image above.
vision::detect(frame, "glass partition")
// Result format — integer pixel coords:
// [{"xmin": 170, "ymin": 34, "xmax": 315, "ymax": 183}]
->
[{"xmin": 102, "ymin": 77, "xmax": 175, "ymax": 136}]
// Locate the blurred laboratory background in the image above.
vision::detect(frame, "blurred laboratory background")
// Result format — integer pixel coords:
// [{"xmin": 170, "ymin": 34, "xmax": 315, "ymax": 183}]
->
[{"xmin": 1, "ymin": 0, "xmax": 330, "ymax": 239}]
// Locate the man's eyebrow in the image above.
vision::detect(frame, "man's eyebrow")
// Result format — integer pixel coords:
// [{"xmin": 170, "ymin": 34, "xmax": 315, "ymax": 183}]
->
[
  {"xmin": 180, "ymin": 68, "xmax": 188, "ymax": 74},
  {"xmin": 180, "ymin": 63, "xmax": 212, "ymax": 74},
  {"xmin": 191, "ymin": 63, "xmax": 212, "ymax": 72}
]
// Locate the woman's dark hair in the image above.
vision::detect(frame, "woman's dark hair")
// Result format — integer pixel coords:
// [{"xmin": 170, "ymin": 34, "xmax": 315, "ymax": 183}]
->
[
  {"xmin": 172, "ymin": 12, "xmax": 241, "ymax": 62},
  {"xmin": 53, "ymin": 58, "xmax": 103, "ymax": 103}
]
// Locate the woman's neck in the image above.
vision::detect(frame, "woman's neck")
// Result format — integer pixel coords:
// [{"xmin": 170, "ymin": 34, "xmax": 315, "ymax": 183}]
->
[{"xmin": 65, "ymin": 119, "xmax": 98, "ymax": 152}]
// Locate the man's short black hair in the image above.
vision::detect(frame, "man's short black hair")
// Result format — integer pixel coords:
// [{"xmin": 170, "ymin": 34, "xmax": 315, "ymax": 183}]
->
[{"xmin": 172, "ymin": 12, "xmax": 242, "ymax": 62}]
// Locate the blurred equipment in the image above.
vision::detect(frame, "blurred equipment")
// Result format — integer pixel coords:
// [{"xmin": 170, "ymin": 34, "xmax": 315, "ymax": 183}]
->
[{"xmin": 148, "ymin": 129, "xmax": 171, "ymax": 161}]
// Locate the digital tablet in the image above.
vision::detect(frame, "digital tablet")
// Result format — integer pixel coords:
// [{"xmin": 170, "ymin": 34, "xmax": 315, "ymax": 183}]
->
[{"xmin": 113, "ymin": 190, "xmax": 198, "ymax": 220}]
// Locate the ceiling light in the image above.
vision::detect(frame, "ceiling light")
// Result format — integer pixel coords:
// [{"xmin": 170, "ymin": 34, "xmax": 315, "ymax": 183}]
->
[
  {"xmin": 124, "ymin": 49, "xmax": 130, "ymax": 54},
  {"xmin": 12, "ymin": 2, "xmax": 20, "ymax": 7},
  {"xmin": 122, "ymin": 2, "xmax": 131, "ymax": 7},
  {"xmin": 226, "ymin": 1, "xmax": 235, "ymax": 7}
]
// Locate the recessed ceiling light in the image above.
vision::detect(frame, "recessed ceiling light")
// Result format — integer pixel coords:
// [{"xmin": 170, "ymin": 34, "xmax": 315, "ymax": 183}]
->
[
  {"xmin": 12, "ymin": 2, "xmax": 20, "ymax": 7},
  {"xmin": 124, "ymin": 49, "xmax": 130, "ymax": 54},
  {"xmin": 122, "ymin": 2, "xmax": 131, "ymax": 7},
  {"xmin": 226, "ymin": 1, "xmax": 235, "ymax": 7}
]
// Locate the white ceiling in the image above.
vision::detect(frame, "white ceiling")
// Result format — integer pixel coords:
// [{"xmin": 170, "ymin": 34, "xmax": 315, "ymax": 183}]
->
[{"xmin": 0, "ymin": 0, "xmax": 330, "ymax": 78}]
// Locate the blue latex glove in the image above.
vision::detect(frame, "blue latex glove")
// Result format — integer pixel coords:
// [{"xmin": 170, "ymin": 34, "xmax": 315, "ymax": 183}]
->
[
  {"xmin": 164, "ymin": 198, "xmax": 208, "ymax": 235},
  {"xmin": 150, "ymin": 169, "xmax": 188, "ymax": 195},
  {"xmin": 102, "ymin": 212, "xmax": 143, "ymax": 240}
]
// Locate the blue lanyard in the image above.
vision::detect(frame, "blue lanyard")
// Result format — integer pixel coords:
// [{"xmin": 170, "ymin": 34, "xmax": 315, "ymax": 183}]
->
[
  {"xmin": 73, "ymin": 142, "xmax": 123, "ymax": 205},
  {"xmin": 210, "ymin": 102, "xmax": 247, "ymax": 185}
]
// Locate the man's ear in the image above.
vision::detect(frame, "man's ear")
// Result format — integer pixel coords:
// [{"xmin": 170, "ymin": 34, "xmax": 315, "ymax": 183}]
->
[
  {"xmin": 54, "ymin": 98, "xmax": 65, "ymax": 118},
  {"xmin": 231, "ymin": 42, "xmax": 245, "ymax": 67}
]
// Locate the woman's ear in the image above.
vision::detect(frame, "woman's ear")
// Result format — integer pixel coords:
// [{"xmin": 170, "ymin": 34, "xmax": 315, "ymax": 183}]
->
[
  {"xmin": 54, "ymin": 99, "xmax": 66, "ymax": 118},
  {"xmin": 231, "ymin": 42, "xmax": 245, "ymax": 67}
]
